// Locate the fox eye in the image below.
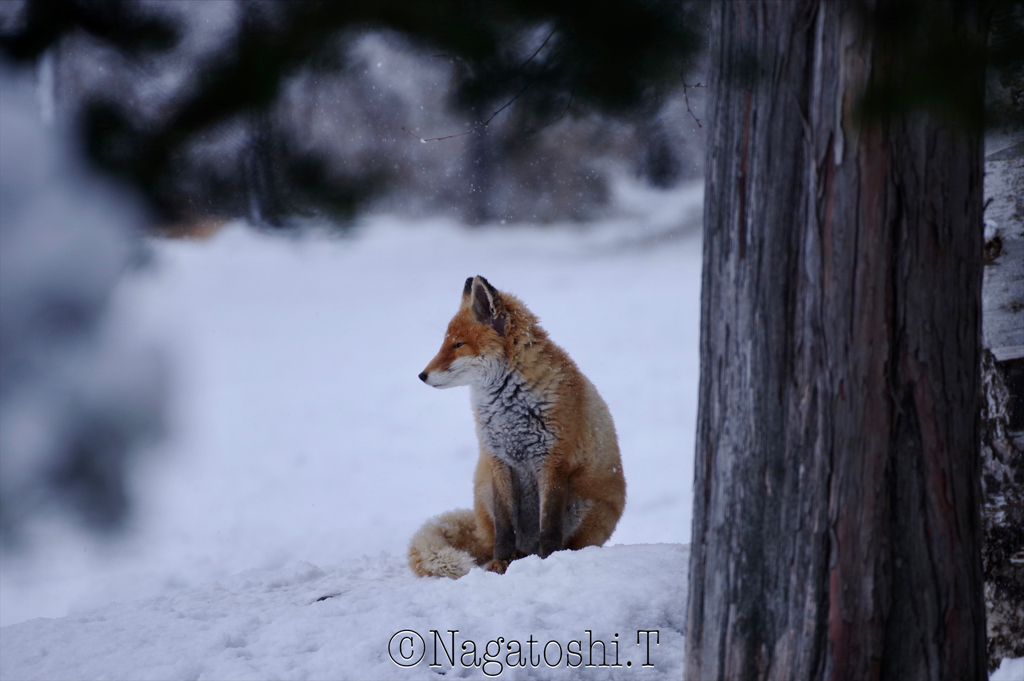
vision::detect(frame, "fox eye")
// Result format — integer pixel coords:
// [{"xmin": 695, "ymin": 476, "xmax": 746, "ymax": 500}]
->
[{"xmin": 453, "ymin": 342, "xmax": 465, "ymax": 349}]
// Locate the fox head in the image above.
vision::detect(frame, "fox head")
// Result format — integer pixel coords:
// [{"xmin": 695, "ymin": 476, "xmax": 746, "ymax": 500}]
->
[{"xmin": 419, "ymin": 276, "xmax": 513, "ymax": 389}]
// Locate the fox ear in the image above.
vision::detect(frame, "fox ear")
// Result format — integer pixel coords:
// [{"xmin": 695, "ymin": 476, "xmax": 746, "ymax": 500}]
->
[{"xmin": 470, "ymin": 276, "xmax": 507, "ymax": 336}]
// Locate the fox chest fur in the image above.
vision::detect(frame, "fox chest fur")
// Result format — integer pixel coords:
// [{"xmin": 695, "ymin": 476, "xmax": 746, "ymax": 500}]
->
[
  {"xmin": 472, "ymin": 367, "xmax": 555, "ymax": 465},
  {"xmin": 471, "ymin": 368, "xmax": 555, "ymax": 554}
]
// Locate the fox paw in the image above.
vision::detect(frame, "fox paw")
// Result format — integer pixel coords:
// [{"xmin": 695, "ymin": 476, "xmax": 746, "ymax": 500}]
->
[{"xmin": 484, "ymin": 559, "xmax": 509, "ymax": 574}]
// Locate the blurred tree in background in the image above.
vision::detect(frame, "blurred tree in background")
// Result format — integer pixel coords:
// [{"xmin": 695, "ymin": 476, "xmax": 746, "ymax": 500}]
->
[
  {"xmin": 0, "ymin": 0, "xmax": 708, "ymax": 229},
  {"xmin": 0, "ymin": 68, "xmax": 163, "ymax": 543}
]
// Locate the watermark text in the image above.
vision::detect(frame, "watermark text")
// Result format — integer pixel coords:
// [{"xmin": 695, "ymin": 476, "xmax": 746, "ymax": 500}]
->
[{"xmin": 388, "ymin": 629, "xmax": 662, "ymax": 676}]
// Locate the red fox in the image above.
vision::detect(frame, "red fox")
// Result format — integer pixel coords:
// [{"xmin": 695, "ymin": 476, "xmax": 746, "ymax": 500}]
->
[{"xmin": 409, "ymin": 276, "xmax": 626, "ymax": 578}]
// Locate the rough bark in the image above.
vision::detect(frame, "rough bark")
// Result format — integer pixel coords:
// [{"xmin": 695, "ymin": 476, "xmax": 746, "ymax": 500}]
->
[
  {"xmin": 980, "ymin": 135, "xmax": 1024, "ymax": 670},
  {"xmin": 980, "ymin": 349, "xmax": 1024, "ymax": 670},
  {"xmin": 686, "ymin": 2, "xmax": 988, "ymax": 680}
]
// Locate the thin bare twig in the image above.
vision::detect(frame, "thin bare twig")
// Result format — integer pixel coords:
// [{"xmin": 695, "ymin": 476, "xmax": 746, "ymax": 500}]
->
[
  {"xmin": 682, "ymin": 80, "xmax": 705, "ymax": 128},
  {"xmin": 403, "ymin": 30, "xmax": 557, "ymax": 143},
  {"xmin": 402, "ymin": 82, "xmax": 531, "ymax": 142},
  {"xmin": 526, "ymin": 89, "xmax": 574, "ymax": 135},
  {"xmin": 506, "ymin": 29, "xmax": 556, "ymax": 81},
  {"xmin": 433, "ymin": 28, "xmax": 554, "ymax": 76}
]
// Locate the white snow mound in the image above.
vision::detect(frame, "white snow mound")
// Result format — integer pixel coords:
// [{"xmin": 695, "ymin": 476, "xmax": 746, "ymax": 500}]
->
[{"xmin": 0, "ymin": 543, "xmax": 688, "ymax": 680}]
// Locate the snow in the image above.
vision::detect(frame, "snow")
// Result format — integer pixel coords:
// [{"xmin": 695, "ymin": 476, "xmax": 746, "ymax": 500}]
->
[
  {"xmin": 1, "ymin": 180, "xmax": 704, "ymax": 678},
  {"xmin": 0, "ymin": 545, "xmax": 688, "ymax": 680},
  {"xmin": 991, "ymin": 656, "xmax": 1024, "ymax": 681}
]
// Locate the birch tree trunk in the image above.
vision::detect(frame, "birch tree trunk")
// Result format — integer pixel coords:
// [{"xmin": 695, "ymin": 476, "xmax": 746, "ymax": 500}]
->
[{"xmin": 685, "ymin": 2, "xmax": 988, "ymax": 679}]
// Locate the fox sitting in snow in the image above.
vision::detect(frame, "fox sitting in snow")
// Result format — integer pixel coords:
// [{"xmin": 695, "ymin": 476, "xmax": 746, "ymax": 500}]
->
[{"xmin": 409, "ymin": 276, "xmax": 626, "ymax": 578}]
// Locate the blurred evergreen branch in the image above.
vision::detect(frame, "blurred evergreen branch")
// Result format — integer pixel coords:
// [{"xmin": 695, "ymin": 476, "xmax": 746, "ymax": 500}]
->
[{"xmin": 0, "ymin": 0, "xmax": 704, "ymax": 225}]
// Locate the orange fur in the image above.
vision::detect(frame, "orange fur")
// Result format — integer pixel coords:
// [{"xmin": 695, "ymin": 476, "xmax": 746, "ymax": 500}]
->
[{"xmin": 409, "ymin": 276, "xmax": 626, "ymax": 578}]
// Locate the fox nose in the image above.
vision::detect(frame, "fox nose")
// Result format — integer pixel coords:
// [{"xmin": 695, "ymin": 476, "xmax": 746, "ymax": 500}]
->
[{"xmin": 418, "ymin": 372, "xmax": 428, "ymax": 383}]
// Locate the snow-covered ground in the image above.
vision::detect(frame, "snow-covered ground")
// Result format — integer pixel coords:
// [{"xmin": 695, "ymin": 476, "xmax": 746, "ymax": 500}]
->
[
  {"xmin": 1, "ymin": 544, "xmax": 690, "ymax": 680},
  {"xmin": 1, "ymin": 180, "xmax": 704, "ymax": 679}
]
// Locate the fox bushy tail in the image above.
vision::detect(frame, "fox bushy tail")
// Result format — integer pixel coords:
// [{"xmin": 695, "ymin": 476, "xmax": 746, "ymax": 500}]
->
[{"xmin": 408, "ymin": 509, "xmax": 490, "ymax": 579}]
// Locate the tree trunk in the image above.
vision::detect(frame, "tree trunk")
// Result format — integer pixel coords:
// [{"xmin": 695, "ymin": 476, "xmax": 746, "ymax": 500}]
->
[
  {"xmin": 244, "ymin": 108, "xmax": 287, "ymax": 228},
  {"xmin": 685, "ymin": 2, "xmax": 988, "ymax": 680}
]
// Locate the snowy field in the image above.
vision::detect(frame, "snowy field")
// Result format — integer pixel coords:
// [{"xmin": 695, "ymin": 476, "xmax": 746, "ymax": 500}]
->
[
  {"xmin": 1, "ymin": 544, "xmax": 690, "ymax": 680},
  {"xmin": 1, "ymin": 181, "xmax": 704, "ymax": 679}
]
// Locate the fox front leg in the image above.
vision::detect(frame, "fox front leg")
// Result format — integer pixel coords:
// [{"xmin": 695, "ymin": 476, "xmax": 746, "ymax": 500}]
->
[
  {"xmin": 485, "ymin": 461, "xmax": 516, "ymax": 574},
  {"xmin": 538, "ymin": 473, "xmax": 569, "ymax": 559}
]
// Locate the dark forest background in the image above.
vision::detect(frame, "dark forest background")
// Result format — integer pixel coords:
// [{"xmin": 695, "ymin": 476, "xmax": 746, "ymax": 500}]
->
[{"xmin": 1, "ymin": 0, "xmax": 711, "ymax": 231}]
